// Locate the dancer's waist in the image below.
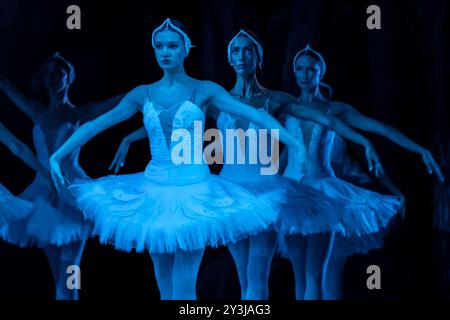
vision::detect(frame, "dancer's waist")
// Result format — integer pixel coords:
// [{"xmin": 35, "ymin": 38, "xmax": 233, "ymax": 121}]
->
[{"xmin": 144, "ymin": 160, "xmax": 210, "ymax": 185}]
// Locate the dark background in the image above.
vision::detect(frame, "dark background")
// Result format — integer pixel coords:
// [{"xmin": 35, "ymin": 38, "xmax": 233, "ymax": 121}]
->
[{"xmin": 0, "ymin": 0, "xmax": 449, "ymax": 299}]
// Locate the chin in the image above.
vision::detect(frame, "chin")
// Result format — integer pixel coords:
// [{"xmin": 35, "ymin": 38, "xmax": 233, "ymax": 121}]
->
[
  {"xmin": 160, "ymin": 64, "xmax": 178, "ymax": 71},
  {"xmin": 298, "ymin": 82, "xmax": 313, "ymax": 90},
  {"xmin": 237, "ymin": 70, "xmax": 253, "ymax": 77}
]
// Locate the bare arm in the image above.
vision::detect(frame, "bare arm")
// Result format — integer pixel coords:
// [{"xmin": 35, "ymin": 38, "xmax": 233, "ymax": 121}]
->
[
  {"xmin": 337, "ymin": 102, "xmax": 444, "ymax": 181},
  {"xmin": 281, "ymin": 103, "xmax": 384, "ymax": 176},
  {"xmin": 77, "ymin": 92, "xmax": 128, "ymax": 123},
  {"xmin": 109, "ymin": 127, "xmax": 147, "ymax": 173},
  {"xmin": 50, "ymin": 86, "xmax": 145, "ymax": 189},
  {"xmin": 0, "ymin": 76, "xmax": 44, "ymax": 123},
  {"xmin": 0, "ymin": 122, "xmax": 49, "ymax": 179}
]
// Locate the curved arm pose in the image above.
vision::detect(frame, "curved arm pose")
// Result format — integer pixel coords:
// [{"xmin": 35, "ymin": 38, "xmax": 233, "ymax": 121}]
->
[
  {"xmin": 0, "ymin": 122, "xmax": 50, "ymax": 180},
  {"xmin": 0, "ymin": 122, "xmax": 50, "ymax": 225},
  {"xmin": 0, "ymin": 52, "xmax": 125, "ymax": 300},
  {"xmin": 290, "ymin": 46, "xmax": 443, "ymax": 181},
  {"xmin": 281, "ymin": 45, "xmax": 443, "ymax": 300}
]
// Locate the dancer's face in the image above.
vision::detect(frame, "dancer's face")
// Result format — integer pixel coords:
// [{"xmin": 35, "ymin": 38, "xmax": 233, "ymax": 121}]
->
[
  {"xmin": 43, "ymin": 61, "xmax": 70, "ymax": 93},
  {"xmin": 153, "ymin": 29, "xmax": 186, "ymax": 71},
  {"xmin": 230, "ymin": 36, "xmax": 258, "ymax": 76},
  {"xmin": 294, "ymin": 55, "xmax": 322, "ymax": 91}
]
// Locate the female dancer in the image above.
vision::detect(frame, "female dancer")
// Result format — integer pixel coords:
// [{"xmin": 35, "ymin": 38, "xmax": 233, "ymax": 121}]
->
[
  {"xmin": 106, "ymin": 29, "xmax": 385, "ymax": 300},
  {"xmin": 0, "ymin": 122, "xmax": 51, "ymax": 225},
  {"xmin": 325, "ymin": 135, "xmax": 406, "ymax": 299},
  {"xmin": 280, "ymin": 45, "xmax": 444, "ymax": 299},
  {"xmin": 0, "ymin": 53, "xmax": 124, "ymax": 300}
]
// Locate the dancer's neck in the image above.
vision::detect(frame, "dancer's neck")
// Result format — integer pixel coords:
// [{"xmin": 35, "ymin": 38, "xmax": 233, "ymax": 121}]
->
[
  {"xmin": 298, "ymin": 85, "xmax": 321, "ymax": 104},
  {"xmin": 48, "ymin": 89, "xmax": 73, "ymax": 110},
  {"xmin": 233, "ymin": 73, "xmax": 262, "ymax": 101},
  {"xmin": 161, "ymin": 66, "xmax": 189, "ymax": 86}
]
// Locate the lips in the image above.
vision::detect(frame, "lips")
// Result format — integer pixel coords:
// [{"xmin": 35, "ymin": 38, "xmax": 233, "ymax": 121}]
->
[{"xmin": 162, "ymin": 59, "xmax": 171, "ymax": 64}]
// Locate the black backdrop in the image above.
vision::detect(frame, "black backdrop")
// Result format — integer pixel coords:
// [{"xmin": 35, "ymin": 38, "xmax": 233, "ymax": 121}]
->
[{"xmin": 0, "ymin": 0, "xmax": 449, "ymax": 299}]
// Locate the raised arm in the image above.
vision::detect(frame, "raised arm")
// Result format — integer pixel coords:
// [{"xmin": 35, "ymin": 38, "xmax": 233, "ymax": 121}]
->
[
  {"xmin": 77, "ymin": 92, "xmax": 128, "ymax": 123},
  {"xmin": 50, "ymin": 86, "xmax": 145, "ymax": 189},
  {"xmin": 0, "ymin": 76, "xmax": 44, "ymax": 123},
  {"xmin": 109, "ymin": 127, "xmax": 147, "ymax": 173},
  {"xmin": 0, "ymin": 122, "xmax": 50, "ymax": 180},
  {"xmin": 335, "ymin": 102, "xmax": 444, "ymax": 181}
]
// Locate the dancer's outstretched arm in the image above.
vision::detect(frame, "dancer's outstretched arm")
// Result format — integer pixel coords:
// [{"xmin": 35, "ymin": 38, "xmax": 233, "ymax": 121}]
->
[
  {"xmin": 109, "ymin": 127, "xmax": 147, "ymax": 173},
  {"xmin": 0, "ymin": 122, "xmax": 50, "ymax": 180},
  {"xmin": 280, "ymin": 105, "xmax": 383, "ymax": 177},
  {"xmin": 0, "ymin": 76, "xmax": 45, "ymax": 123},
  {"xmin": 77, "ymin": 93, "xmax": 128, "ymax": 123},
  {"xmin": 50, "ymin": 86, "xmax": 145, "ymax": 190},
  {"xmin": 204, "ymin": 81, "xmax": 306, "ymax": 164},
  {"xmin": 266, "ymin": 91, "xmax": 384, "ymax": 176},
  {"xmin": 332, "ymin": 101, "xmax": 444, "ymax": 181}
]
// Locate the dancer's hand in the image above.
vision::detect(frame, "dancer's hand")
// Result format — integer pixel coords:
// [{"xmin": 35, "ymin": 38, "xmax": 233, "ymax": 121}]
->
[
  {"xmin": 364, "ymin": 142, "xmax": 384, "ymax": 177},
  {"xmin": 109, "ymin": 138, "xmax": 130, "ymax": 173},
  {"xmin": 50, "ymin": 155, "xmax": 70, "ymax": 193},
  {"xmin": 421, "ymin": 149, "xmax": 445, "ymax": 182}
]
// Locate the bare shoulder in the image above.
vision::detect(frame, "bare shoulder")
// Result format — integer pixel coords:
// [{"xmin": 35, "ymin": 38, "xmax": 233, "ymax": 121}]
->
[
  {"xmin": 270, "ymin": 90, "xmax": 297, "ymax": 105},
  {"xmin": 267, "ymin": 91, "xmax": 298, "ymax": 117},
  {"xmin": 330, "ymin": 100, "xmax": 354, "ymax": 116},
  {"xmin": 200, "ymin": 80, "xmax": 222, "ymax": 92},
  {"xmin": 124, "ymin": 84, "xmax": 150, "ymax": 102},
  {"xmin": 198, "ymin": 80, "xmax": 228, "ymax": 103}
]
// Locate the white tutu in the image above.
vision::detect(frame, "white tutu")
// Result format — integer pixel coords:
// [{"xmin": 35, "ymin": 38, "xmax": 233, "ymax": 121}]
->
[
  {"xmin": 69, "ymin": 96, "xmax": 281, "ymax": 254},
  {"xmin": 0, "ymin": 183, "xmax": 32, "ymax": 226},
  {"xmin": 70, "ymin": 172, "xmax": 279, "ymax": 253},
  {"xmin": 218, "ymin": 108, "xmax": 343, "ymax": 237},
  {"xmin": 0, "ymin": 124, "xmax": 92, "ymax": 247},
  {"xmin": 282, "ymin": 116, "xmax": 401, "ymax": 257}
]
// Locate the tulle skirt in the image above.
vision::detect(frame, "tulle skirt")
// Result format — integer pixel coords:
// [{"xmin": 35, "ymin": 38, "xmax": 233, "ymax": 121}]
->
[
  {"xmin": 69, "ymin": 168, "xmax": 281, "ymax": 254},
  {"xmin": 302, "ymin": 176, "xmax": 401, "ymax": 257},
  {"xmin": 0, "ymin": 183, "xmax": 32, "ymax": 226},
  {"xmin": 0, "ymin": 176, "xmax": 91, "ymax": 247},
  {"xmin": 220, "ymin": 165, "xmax": 344, "ymax": 236}
]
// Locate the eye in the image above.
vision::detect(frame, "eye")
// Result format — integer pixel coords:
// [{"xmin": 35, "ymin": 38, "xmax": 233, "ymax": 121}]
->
[
  {"xmin": 245, "ymin": 48, "xmax": 253, "ymax": 54},
  {"xmin": 232, "ymin": 48, "xmax": 239, "ymax": 55},
  {"xmin": 169, "ymin": 43, "xmax": 179, "ymax": 49},
  {"xmin": 155, "ymin": 43, "xmax": 162, "ymax": 49}
]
